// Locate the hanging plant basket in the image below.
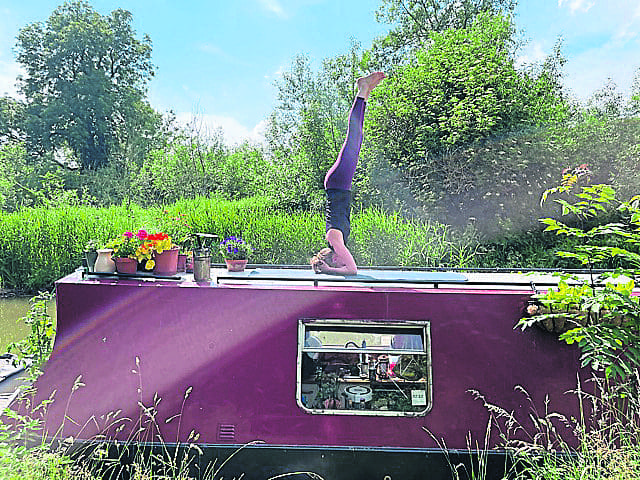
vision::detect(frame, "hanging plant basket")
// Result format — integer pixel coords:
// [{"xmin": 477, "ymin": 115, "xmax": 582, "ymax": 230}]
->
[{"xmin": 523, "ymin": 302, "xmax": 590, "ymax": 334}]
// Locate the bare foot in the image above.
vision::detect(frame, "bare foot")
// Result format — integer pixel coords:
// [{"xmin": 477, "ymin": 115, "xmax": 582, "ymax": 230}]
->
[{"xmin": 356, "ymin": 72, "xmax": 386, "ymax": 100}]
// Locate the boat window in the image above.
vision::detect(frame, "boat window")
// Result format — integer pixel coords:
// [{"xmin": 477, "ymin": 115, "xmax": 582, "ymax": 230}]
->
[{"xmin": 297, "ymin": 319, "xmax": 432, "ymax": 416}]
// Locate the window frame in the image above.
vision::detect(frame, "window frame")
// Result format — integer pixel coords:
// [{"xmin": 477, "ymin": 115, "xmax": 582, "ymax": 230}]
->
[{"xmin": 296, "ymin": 318, "xmax": 433, "ymax": 417}]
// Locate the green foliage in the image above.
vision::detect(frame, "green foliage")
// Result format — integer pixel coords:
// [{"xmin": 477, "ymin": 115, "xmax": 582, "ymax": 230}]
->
[
  {"xmin": 365, "ymin": 71, "xmax": 638, "ymax": 242},
  {"xmin": 0, "ymin": 96, "xmax": 25, "ymax": 146},
  {"xmin": 0, "ymin": 142, "xmax": 94, "ymax": 212},
  {"xmin": 266, "ymin": 44, "xmax": 370, "ymax": 208},
  {"xmin": 472, "ymin": 381, "xmax": 640, "ymax": 480},
  {"xmin": 352, "ymin": 207, "xmax": 478, "ymax": 267},
  {"xmin": 15, "ymin": 1, "xmax": 160, "ymax": 169},
  {"xmin": 629, "ymin": 67, "xmax": 640, "ymax": 116},
  {"xmin": 370, "ymin": 0, "xmax": 517, "ymax": 69},
  {"xmin": 106, "ymin": 233, "xmax": 139, "ymax": 259},
  {"xmin": 519, "ymin": 184, "xmax": 640, "ymax": 384},
  {"xmin": 0, "ymin": 203, "xmax": 159, "ymax": 292},
  {"xmin": 0, "ymin": 408, "xmax": 82, "ymax": 480},
  {"xmin": 7, "ymin": 292, "xmax": 56, "ymax": 371}
]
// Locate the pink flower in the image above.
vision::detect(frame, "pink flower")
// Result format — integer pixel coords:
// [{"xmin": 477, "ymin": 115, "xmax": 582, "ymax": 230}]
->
[
  {"xmin": 137, "ymin": 229, "xmax": 148, "ymax": 239},
  {"xmin": 526, "ymin": 304, "xmax": 539, "ymax": 315},
  {"xmin": 123, "ymin": 231, "xmax": 133, "ymax": 238}
]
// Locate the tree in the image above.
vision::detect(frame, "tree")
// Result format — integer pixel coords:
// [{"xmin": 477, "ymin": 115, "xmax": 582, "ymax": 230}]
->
[
  {"xmin": 586, "ymin": 78, "xmax": 625, "ymax": 119},
  {"xmin": 369, "ymin": 0, "xmax": 518, "ymax": 69},
  {"xmin": 366, "ymin": 14, "xmax": 568, "ymax": 209},
  {"xmin": 520, "ymin": 183, "xmax": 640, "ymax": 386},
  {"xmin": 0, "ymin": 96, "xmax": 25, "ymax": 146},
  {"xmin": 15, "ymin": 1, "xmax": 157, "ymax": 169},
  {"xmin": 266, "ymin": 42, "xmax": 369, "ymax": 204}
]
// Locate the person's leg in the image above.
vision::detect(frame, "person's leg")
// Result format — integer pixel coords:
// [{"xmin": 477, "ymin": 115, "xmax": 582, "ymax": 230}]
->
[
  {"xmin": 324, "ymin": 72, "xmax": 386, "ymax": 191},
  {"xmin": 323, "ymin": 96, "xmax": 366, "ymax": 190}
]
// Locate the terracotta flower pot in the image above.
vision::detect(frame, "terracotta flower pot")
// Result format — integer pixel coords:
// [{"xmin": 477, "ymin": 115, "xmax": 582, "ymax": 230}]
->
[
  {"xmin": 177, "ymin": 253, "xmax": 187, "ymax": 273},
  {"xmin": 114, "ymin": 257, "xmax": 138, "ymax": 274},
  {"xmin": 153, "ymin": 247, "xmax": 179, "ymax": 276},
  {"xmin": 186, "ymin": 252, "xmax": 194, "ymax": 273},
  {"xmin": 225, "ymin": 259, "xmax": 248, "ymax": 272}
]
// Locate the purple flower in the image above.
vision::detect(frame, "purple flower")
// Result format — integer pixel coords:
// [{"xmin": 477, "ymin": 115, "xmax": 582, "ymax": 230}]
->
[{"xmin": 123, "ymin": 231, "xmax": 133, "ymax": 238}]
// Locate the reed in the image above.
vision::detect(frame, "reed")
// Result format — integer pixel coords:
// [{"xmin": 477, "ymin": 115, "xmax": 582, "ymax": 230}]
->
[
  {"xmin": 0, "ymin": 196, "xmax": 474, "ymax": 293},
  {"xmin": 452, "ymin": 376, "xmax": 640, "ymax": 480},
  {"xmin": 0, "ymin": 203, "xmax": 159, "ymax": 292}
]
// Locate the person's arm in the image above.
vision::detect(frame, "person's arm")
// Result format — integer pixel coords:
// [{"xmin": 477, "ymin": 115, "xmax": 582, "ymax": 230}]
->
[{"xmin": 320, "ymin": 229, "xmax": 357, "ymax": 275}]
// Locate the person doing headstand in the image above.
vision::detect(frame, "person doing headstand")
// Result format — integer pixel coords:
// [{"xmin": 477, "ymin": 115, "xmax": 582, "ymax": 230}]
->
[{"xmin": 310, "ymin": 71, "xmax": 386, "ymax": 275}]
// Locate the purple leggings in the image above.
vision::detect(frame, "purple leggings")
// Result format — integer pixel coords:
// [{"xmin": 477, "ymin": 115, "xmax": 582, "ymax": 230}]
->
[{"xmin": 324, "ymin": 96, "xmax": 366, "ymax": 191}]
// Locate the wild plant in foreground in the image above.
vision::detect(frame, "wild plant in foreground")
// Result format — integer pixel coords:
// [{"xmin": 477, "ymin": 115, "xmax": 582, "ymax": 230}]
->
[
  {"xmin": 7, "ymin": 291, "xmax": 56, "ymax": 371},
  {"xmin": 49, "ymin": 357, "xmax": 326, "ymax": 480},
  {"xmin": 462, "ymin": 373, "xmax": 640, "ymax": 480},
  {"xmin": 521, "ymin": 182, "xmax": 640, "ymax": 386}
]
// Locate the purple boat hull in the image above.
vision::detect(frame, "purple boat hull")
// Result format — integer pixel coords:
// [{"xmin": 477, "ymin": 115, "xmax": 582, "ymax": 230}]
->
[{"xmin": 11, "ymin": 269, "xmax": 585, "ymax": 477}]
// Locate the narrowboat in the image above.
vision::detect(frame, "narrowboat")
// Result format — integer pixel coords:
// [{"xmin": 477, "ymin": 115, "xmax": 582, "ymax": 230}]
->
[{"xmin": 2, "ymin": 266, "xmax": 589, "ymax": 479}]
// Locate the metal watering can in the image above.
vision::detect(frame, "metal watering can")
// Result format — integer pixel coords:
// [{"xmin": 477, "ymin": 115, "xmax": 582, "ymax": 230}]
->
[{"xmin": 193, "ymin": 233, "xmax": 218, "ymax": 282}]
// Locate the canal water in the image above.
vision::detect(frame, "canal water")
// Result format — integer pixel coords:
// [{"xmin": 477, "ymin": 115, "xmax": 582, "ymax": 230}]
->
[{"xmin": 0, "ymin": 297, "xmax": 57, "ymax": 352}]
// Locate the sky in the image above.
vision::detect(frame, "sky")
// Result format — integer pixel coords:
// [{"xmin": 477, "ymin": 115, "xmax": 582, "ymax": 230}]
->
[{"xmin": 0, "ymin": 0, "xmax": 639, "ymax": 145}]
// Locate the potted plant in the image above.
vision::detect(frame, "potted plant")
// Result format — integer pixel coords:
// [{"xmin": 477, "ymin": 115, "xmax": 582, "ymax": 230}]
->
[
  {"xmin": 146, "ymin": 232, "xmax": 179, "ymax": 276},
  {"xmin": 84, "ymin": 239, "xmax": 100, "ymax": 272},
  {"xmin": 520, "ymin": 280, "xmax": 595, "ymax": 334},
  {"xmin": 132, "ymin": 229, "xmax": 155, "ymax": 271},
  {"xmin": 160, "ymin": 210, "xmax": 192, "ymax": 272},
  {"xmin": 219, "ymin": 236, "xmax": 253, "ymax": 272},
  {"xmin": 107, "ymin": 232, "xmax": 141, "ymax": 274}
]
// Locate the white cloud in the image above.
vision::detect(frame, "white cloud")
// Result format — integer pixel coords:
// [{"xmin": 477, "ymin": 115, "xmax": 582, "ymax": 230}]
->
[
  {"xmin": 558, "ymin": 0, "xmax": 595, "ymax": 14},
  {"xmin": 612, "ymin": 4, "xmax": 640, "ymax": 44},
  {"xmin": 198, "ymin": 43, "xmax": 252, "ymax": 68},
  {"xmin": 564, "ymin": 44, "xmax": 638, "ymax": 100},
  {"xmin": 516, "ymin": 41, "xmax": 547, "ymax": 69},
  {"xmin": 264, "ymin": 64, "xmax": 285, "ymax": 80},
  {"xmin": 174, "ymin": 111, "xmax": 266, "ymax": 146},
  {"xmin": 257, "ymin": 0, "xmax": 287, "ymax": 18},
  {"xmin": 199, "ymin": 43, "xmax": 226, "ymax": 57}
]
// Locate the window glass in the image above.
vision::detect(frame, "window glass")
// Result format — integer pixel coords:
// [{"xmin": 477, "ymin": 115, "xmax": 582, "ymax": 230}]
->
[{"xmin": 298, "ymin": 320, "xmax": 432, "ymax": 416}]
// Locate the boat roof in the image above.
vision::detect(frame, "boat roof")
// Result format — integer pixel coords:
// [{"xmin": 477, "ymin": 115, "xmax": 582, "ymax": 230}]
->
[{"xmin": 73, "ymin": 265, "xmax": 632, "ymax": 293}]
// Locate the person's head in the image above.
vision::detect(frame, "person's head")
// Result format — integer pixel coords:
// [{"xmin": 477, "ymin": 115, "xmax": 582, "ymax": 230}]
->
[{"xmin": 310, "ymin": 247, "xmax": 340, "ymax": 272}]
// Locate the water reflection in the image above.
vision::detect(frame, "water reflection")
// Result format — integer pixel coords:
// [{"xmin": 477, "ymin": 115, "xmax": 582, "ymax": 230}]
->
[{"xmin": 0, "ymin": 297, "xmax": 57, "ymax": 352}]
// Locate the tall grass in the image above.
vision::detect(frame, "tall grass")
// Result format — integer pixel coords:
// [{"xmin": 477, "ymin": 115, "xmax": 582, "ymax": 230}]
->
[
  {"xmin": 461, "ymin": 375, "xmax": 640, "ymax": 480},
  {"xmin": 508, "ymin": 375, "xmax": 640, "ymax": 480},
  {"xmin": 353, "ymin": 207, "xmax": 478, "ymax": 267},
  {"xmin": 0, "ymin": 196, "xmax": 476, "ymax": 293},
  {"xmin": 0, "ymin": 203, "xmax": 159, "ymax": 292}
]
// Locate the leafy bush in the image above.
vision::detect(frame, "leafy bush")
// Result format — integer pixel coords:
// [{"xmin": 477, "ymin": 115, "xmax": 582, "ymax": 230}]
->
[
  {"xmin": 7, "ymin": 292, "xmax": 55, "ymax": 370},
  {"xmin": 367, "ymin": 13, "xmax": 568, "ymax": 208},
  {"xmin": 519, "ymin": 183, "xmax": 640, "ymax": 384}
]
